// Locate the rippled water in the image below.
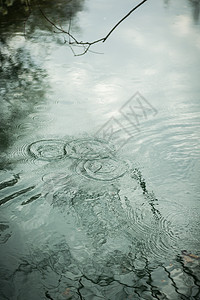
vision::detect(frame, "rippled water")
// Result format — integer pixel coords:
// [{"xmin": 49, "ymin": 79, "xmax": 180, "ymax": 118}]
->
[{"xmin": 0, "ymin": 0, "xmax": 200, "ymax": 299}]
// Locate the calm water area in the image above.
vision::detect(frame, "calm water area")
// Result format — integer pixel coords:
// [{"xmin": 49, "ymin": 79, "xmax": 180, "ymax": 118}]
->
[{"xmin": 0, "ymin": 0, "xmax": 200, "ymax": 299}]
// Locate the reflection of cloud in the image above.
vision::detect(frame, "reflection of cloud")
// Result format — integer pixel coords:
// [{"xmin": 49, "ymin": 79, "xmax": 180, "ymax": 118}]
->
[
  {"xmin": 144, "ymin": 68, "xmax": 157, "ymax": 76},
  {"xmin": 120, "ymin": 27, "xmax": 146, "ymax": 47}
]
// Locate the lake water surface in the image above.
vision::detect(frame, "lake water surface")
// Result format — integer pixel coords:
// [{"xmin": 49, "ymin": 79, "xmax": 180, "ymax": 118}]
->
[{"xmin": 0, "ymin": 0, "xmax": 200, "ymax": 299}]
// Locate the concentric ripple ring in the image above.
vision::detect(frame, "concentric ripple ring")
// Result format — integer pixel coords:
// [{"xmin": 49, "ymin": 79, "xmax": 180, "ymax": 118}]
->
[
  {"xmin": 27, "ymin": 139, "xmax": 66, "ymax": 161},
  {"xmin": 64, "ymin": 138, "xmax": 115, "ymax": 160},
  {"xmin": 76, "ymin": 158, "xmax": 128, "ymax": 181}
]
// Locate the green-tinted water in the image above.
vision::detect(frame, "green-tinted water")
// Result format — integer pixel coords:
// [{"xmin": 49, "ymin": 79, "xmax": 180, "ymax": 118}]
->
[{"xmin": 0, "ymin": 0, "xmax": 200, "ymax": 299}]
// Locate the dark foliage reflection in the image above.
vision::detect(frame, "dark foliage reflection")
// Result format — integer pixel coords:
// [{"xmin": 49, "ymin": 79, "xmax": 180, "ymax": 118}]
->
[{"xmin": 0, "ymin": 0, "xmax": 84, "ymax": 154}]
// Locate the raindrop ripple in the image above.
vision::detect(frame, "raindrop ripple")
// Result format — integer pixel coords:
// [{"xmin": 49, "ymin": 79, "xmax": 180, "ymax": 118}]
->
[
  {"xmin": 76, "ymin": 158, "xmax": 128, "ymax": 181},
  {"xmin": 64, "ymin": 138, "xmax": 115, "ymax": 160},
  {"xmin": 27, "ymin": 139, "xmax": 66, "ymax": 161}
]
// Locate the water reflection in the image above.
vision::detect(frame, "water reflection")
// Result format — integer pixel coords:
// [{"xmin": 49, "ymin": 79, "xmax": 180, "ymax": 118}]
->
[
  {"xmin": 0, "ymin": 0, "xmax": 84, "ymax": 156},
  {"xmin": 0, "ymin": 0, "xmax": 84, "ymax": 22},
  {"xmin": 164, "ymin": 0, "xmax": 200, "ymax": 23},
  {"xmin": 189, "ymin": 0, "xmax": 200, "ymax": 23},
  {"xmin": 0, "ymin": 0, "xmax": 200, "ymax": 299},
  {"xmin": 1, "ymin": 134, "xmax": 199, "ymax": 299},
  {"xmin": 0, "ymin": 40, "xmax": 47, "ymax": 152},
  {"xmin": 163, "ymin": 0, "xmax": 170, "ymax": 7}
]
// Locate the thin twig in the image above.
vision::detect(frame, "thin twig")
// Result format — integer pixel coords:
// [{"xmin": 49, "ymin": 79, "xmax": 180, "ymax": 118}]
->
[
  {"xmin": 39, "ymin": 0, "xmax": 148, "ymax": 55},
  {"xmin": 39, "ymin": 8, "xmax": 78, "ymax": 44},
  {"xmin": 103, "ymin": 0, "xmax": 148, "ymax": 42}
]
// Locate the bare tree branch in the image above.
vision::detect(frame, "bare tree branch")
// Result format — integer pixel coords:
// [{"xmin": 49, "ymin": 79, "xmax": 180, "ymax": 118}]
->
[
  {"xmin": 39, "ymin": 0, "xmax": 148, "ymax": 56},
  {"xmin": 103, "ymin": 0, "xmax": 148, "ymax": 42}
]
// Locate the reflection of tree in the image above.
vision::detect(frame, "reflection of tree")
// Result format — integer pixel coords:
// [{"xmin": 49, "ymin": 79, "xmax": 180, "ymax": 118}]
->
[
  {"xmin": 0, "ymin": 0, "xmax": 82, "ymax": 18},
  {"xmin": 163, "ymin": 0, "xmax": 200, "ymax": 23},
  {"xmin": 0, "ymin": 38, "xmax": 47, "ymax": 152},
  {"xmin": 0, "ymin": 0, "xmax": 84, "ymax": 154},
  {"xmin": 0, "ymin": 0, "xmax": 29, "ymax": 15},
  {"xmin": 24, "ymin": 0, "xmax": 84, "ymax": 37},
  {"xmin": 163, "ymin": 0, "xmax": 170, "ymax": 7},
  {"xmin": 189, "ymin": 0, "xmax": 200, "ymax": 23},
  {"xmin": 3, "ymin": 228, "xmax": 200, "ymax": 299},
  {"xmin": 0, "ymin": 0, "xmax": 84, "ymax": 33}
]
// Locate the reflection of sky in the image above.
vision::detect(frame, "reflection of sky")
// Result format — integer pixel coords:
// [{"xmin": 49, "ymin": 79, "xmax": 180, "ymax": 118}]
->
[
  {"xmin": 35, "ymin": 0, "xmax": 200, "ymax": 205},
  {"xmin": 2, "ymin": 0, "xmax": 199, "ymax": 137},
  {"xmin": 43, "ymin": 0, "xmax": 200, "ymax": 114},
  {"xmin": 1, "ymin": 0, "xmax": 199, "ymax": 248},
  {"xmin": 4, "ymin": 0, "xmax": 198, "ymax": 159}
]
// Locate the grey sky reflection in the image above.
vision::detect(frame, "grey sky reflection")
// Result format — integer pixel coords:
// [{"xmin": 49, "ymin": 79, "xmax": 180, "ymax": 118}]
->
[{"xmin": 50, "ymin": 0, "xmax": 200, "ymax": 107}]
